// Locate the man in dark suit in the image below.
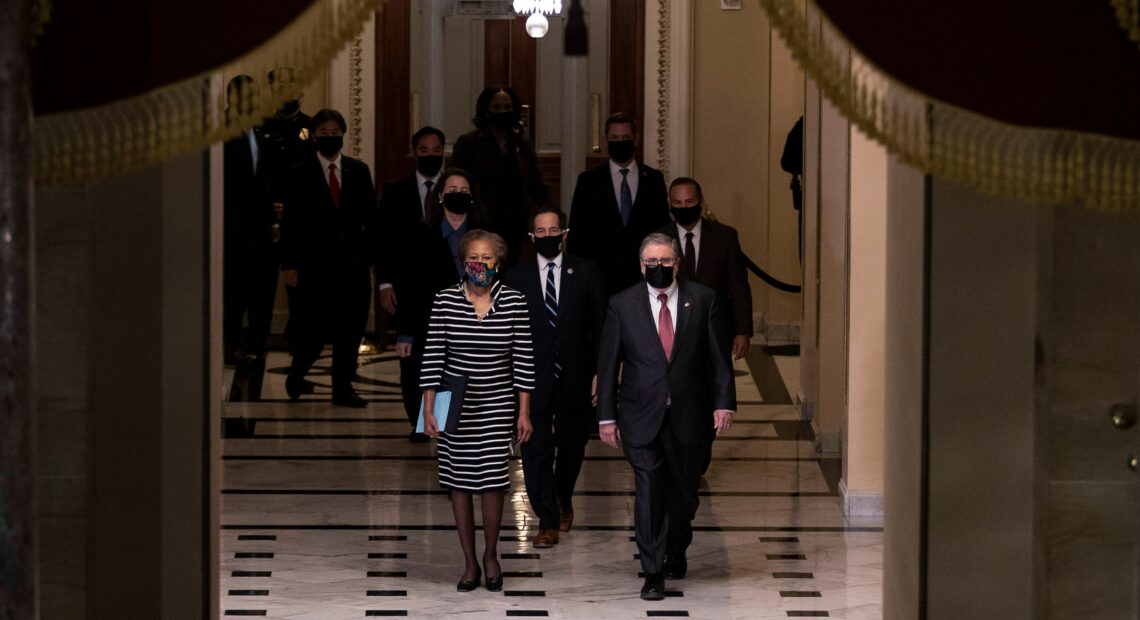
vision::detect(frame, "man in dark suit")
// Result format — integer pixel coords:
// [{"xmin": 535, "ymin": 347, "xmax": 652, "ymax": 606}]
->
[
  {"xmin": 280, "ymin": 109, "xmax": 377, "ymax": 407},
  {"xmin": 222, "ymin": 75, "xmax": 277, "ymax": 363},
  {"xmin": 657, "ymin": 176, "xmax": 753, "ymax": 361},
  {"xmin": 504, "ymin": 207, "xmax": 607, "ymax": 549},
  {"xmin": 597, "ymin": 233, "xmax": 736, "ymax": 601},
  {"xmin": 568, "ymin": 113, "xmax": 670, "ymax": 296},
  {"xmin": 376, "ymin": 126, "xmax": 446, "ymax": 439}
]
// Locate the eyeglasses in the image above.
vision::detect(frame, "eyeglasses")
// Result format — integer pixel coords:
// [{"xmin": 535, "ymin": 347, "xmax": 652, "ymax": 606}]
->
[{"xmin": 641, "ymin": 257, "xmax": 677, "ymax": 268}]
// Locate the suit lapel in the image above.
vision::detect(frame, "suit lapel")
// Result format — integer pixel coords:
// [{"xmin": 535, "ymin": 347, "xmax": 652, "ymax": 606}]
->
[
  {"xmin": 523, "ymin": 262, "xmax": 550, "ymax": 334},
  {"xmin": 310, "ymin": 158, "xmax": 336, "ymax": 211},
  {"xmin": 597, "ymin": 165, "xmax": 622, "ymax": 226},
  {"xmin": 669, "ymin": 282, "xmax": 694, "ymax": 365},
  {"xmin": 557, "ymin": 257, "xmax": 577, "ymax": 327}
]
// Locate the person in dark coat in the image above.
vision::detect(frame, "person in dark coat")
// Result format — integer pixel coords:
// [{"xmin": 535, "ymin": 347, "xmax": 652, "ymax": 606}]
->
[
  {"xmin": 568, "ymin": 113, "xmax": 669, "ymax": 296},
  {"xmin": 280, "ymin": 109, "xmax": 376, "ymax": 407},
  {"xmin": 503, "ymin": 206, "xmax": 607, "ymax": 548},
  {"xmin": 450, "ymin": 85, "xmax": 551, "ymax": 268}
]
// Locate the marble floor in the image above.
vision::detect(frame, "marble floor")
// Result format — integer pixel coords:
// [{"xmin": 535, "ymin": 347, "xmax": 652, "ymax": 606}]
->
[{"xmin": 220, "ymin": 348, "xmax": 883, "ymax": 619}]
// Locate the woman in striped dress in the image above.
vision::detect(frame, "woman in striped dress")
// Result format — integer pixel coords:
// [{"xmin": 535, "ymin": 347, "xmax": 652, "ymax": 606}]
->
[{"xmin": 421, "ymin": 229, "xmax": 535, "ymax": 593}]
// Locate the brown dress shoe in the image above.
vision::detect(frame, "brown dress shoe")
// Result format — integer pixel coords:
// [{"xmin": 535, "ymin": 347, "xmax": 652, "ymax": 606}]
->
[
  {"xmin": 559, "ymin": 506, "xmax": 574, "ymax": 532},
  {"xmin": 533, "ymin": 528, "xmax": 559, "ymax": 548}
]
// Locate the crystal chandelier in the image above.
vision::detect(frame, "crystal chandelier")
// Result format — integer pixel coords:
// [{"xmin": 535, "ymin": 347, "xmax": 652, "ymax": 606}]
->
[{"xmin": 513, "ymin": 0, "xmax": 563, "ymax": 38}]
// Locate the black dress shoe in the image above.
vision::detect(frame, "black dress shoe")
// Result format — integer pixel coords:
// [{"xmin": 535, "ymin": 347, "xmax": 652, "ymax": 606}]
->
[
  {"xmin": 484, "ymin": 564, "xmax": 503, "ymax": 592},
  {"xmin": 408, "ymin": 432, "xmax": 430, "ymax": 444},
  {"xmin": 456, "ymin": 567, "xmax": 481, "ymax": 592},
  {"xmin": 640, "ymin": 573, "xmax": 665, "ymax": 601},
  {"xmin": 285, "ymin": 376, "xmax": 306, "ymax": 401},
  {"xmin": 332, "ymin": 391, "xmax": 367, "ymax": 408},
  {"xmin": 664, "ymin": 553, "xmax": 687, "ymax": 579}
]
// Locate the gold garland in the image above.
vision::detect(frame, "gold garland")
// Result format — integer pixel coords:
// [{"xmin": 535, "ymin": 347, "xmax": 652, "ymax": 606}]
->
[
  {"xmin": 761, "ymin": 0, "xmax": 1140, "ymax": 213},
  {"xmin": 32, "ymin": 0, "xmax": 383, "ymax": 186},
  {"xmin": 655, "ymin": 0, "xmax": 671, "ymax": 178},
  {"xmin": 1111, "ymin": 0, "xmax": 1140, "ymax": 45}
]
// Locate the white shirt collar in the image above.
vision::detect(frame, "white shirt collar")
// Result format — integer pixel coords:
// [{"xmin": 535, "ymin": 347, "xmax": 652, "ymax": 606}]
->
[
  {"xmin": 538, "ymin": 252, "xmax": 563, "ymax": 272},
  {"xmin": 677, "ymin": 218, "xmax": 702, "ymax": 239},
  {"xmin": 415, "ymin": 169, "xmax": 441, "ymax": 186},
  {"xmin": 647, "ymin": 278, "xmax": 679, "ymax": 299},
  {"xmin": 609, "ymin": 158, "xmax": 639, "ymax": 176},
  {"xmin": 318, "ymin": 151, "xmax": 343, "ymax": 169}
]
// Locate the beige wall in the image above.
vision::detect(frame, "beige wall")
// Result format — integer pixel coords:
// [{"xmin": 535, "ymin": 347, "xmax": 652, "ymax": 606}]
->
[
  {"xmin": 844, "ymin": 127, "xmax": 886, "ymax": 507},
  {"xmin": 692, "ymin": 1, "xmax": 803, "ymax": 329}
]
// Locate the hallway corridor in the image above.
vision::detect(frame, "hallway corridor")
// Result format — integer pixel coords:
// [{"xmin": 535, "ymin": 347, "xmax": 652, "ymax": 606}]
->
[{"xmin": 218, "ymin": 349, "xmax": 883, "ymax": 618}]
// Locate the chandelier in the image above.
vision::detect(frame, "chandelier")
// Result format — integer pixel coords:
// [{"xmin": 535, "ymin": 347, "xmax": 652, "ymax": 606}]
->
[{"xmin": 513, "ymin": 0, "xmax": 563, "ymax": 38}]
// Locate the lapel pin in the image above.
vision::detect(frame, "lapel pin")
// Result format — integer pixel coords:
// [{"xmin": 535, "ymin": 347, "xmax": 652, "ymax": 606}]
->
[
  {"xmin": 567, "ymin": 268, "xmax": 574, "ymax": 275},
  {"xmin": 684, "ymin": 301, "xmax": 692, "ymax": 308}
]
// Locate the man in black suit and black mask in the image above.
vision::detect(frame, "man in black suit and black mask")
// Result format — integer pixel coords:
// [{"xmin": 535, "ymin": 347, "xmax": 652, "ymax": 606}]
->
[
  {"xmin": 597, "ymin": 233, "xmax": 736, "ymax": 601},
  {"xmin": 280, "ymin": 108, "xmax": 377, "ymax": 407},
  {"xmin": 568, "ymin": 113, "xmax": 670, "ymax": 296},
  {"xmin": 376, "ymin": 126, "xmax": 446, "ymax": 439},
  {"xmin": 504, "ymin": 207, "xmax": 607, "ymax": 549}
]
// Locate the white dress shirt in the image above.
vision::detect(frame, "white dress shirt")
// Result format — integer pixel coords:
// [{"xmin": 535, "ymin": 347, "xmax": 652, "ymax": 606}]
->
[
  {"xmin": 676, "ymin": 219, "xmax": 703, "ymax": 272},
  {"xmin": 415, "ymin": 169, "xmax": 442, "ymax": 217},
  {"xmin": 537, "ymin": 252, "xmax": 563, "ymax": 301},
  {"xmin": 609, "ymin": 159, "xmax": 640, "ymax": 212},
  {"xmin": 318, "ymin": 151, "xmax": 343, "ymax": 187},
  {"xmin": 647, "ymin": 280, "xmax": 679, "ymax": 334}
]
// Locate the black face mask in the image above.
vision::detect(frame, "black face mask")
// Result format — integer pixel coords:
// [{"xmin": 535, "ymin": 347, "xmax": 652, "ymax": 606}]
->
[
  {"xmin": 671, "ymin": 204, "xmax": 702, "ymax": 226},
  {"xmin": 644, "ymin": 265, "xmax": 674, "ymax": 289},
  {"xmin": 608, "ymin": 139, "xmax": 635, "ymax": 164},
  {"xmin": 417, "ymin": 155, "xmax": 443, "ymax": 177},
  {"xmin": 532, "ymin": 235, "xmax": 563, "ymax": 259},
  {"xmin": 489, "ymin": 111, "xmax": 515, "ymax": 131},
  {"xmin": 442, "ymin": 192, "xmax": 473, "ymax": 215},
  {"xmin": 315, "ymin": 135, "xmax": 343, "ymax": 158},
  {"xmin": 277, "ymin": 99, "xmax": 300, "ymax": 117}
]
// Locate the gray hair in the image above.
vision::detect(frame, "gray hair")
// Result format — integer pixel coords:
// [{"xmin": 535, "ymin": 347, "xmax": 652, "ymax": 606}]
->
[
  {"xmin": 459, "ymin": 229, "xmax": 508, "ymax": 266},
  {"xmin": 639, "ymin": 232, "xmax": 681, "ymax": 260}
]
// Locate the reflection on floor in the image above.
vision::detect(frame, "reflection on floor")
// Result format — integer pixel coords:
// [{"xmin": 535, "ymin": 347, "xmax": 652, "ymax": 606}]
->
[{"xmin": 220, "ymin": 348, "xmax": 883, "ymax": 619}]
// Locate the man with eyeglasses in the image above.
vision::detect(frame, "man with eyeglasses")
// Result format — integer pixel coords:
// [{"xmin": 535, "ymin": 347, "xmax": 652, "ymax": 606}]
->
[
  {"xmin": 504, "ymin": 206, "xmax": 607, "ymax": 549},
  {"xmin": 596, "ymin": 233, "xmax": 736, "ymax": 600}
]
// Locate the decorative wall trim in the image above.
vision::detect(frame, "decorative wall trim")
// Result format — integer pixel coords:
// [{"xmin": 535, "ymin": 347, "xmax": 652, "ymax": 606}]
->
[
  {"xmin": 643, "ymin": 0, "xmax": 693, "ymax": 178},
  {"xmin": 655, "ymin": 0, "xmax": 671, "ymax": 177},
  {"xmin": 33, "ymin": 0, "xmax": 383, "ymax": 186},
  {"xmin": 760, "ymin": 0, "xmax": 1140, "ymax": 213},
  {"xmin": 349, "ymin": 33, "xmax": 365, "ymax": 158}
]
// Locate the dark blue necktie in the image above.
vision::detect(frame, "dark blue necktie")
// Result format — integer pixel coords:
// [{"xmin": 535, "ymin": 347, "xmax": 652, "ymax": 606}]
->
[
  {"xmin": 545, "ymin": 262, "xmax": 561, "ymax": 378},
  {"xmin": 619, "ymin": 168, "xmax": 633, "ymax": 225}
]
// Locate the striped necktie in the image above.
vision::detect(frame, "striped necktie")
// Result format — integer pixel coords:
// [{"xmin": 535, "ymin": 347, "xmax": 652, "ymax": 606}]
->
[{"xmin": 545, "ymin": 262, "xmax": 561, "ymax": 378}]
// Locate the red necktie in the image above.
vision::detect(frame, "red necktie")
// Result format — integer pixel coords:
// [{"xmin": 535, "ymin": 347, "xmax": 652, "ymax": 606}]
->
[
  {"xmin": 657, "ymin": 293, "xmax": 674, "ymax": 361},
  {"xmin": 328, "ymin": 163, "xmax": 341, "ymax": 208}
]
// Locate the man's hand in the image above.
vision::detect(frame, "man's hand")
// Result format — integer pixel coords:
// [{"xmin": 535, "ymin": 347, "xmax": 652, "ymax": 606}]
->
[
  {"xmin": 379, "ymin": 288, "xmax": 398, "ymax": 314},
  {"xmin": 732, "ymin": 335, "xmax": 750, "ymax": 360},
  {"xmin": 591, "ymin": 375, "xmax": 598, "ymax": 407},
  {"xmin": 517, "ymin": 413, "xmax": 533, "ymax": 444},
  {"xmin": 713, "ymin": 410, "xmax": 734, "ymax": 436},
  {"xmin": 394, "ymin": 342, "xmax": 412, "ymax": 358},
  {"xmin": 599, "ymin": 423, "xmax": 621, "ymax": 448},
  {"xmin": 283, "ymin": 269, "xmax": 299, "ymax": 288}
]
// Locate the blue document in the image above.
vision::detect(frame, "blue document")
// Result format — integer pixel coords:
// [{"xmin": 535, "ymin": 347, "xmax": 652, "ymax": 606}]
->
[{"xmin": 416, "ymin": 391, "xmax": 453, "ymax": 434}]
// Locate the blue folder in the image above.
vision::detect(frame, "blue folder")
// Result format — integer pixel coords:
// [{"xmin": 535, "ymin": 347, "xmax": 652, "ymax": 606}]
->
[{"xmin": 415, "ymin": 374, "xmax": 466, "ymax": 435}]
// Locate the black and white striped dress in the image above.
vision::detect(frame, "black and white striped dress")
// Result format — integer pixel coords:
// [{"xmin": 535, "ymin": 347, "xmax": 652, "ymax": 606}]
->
[{"xmin": 420, "ymin": 281, "xmax": 535, "ymax": 492}]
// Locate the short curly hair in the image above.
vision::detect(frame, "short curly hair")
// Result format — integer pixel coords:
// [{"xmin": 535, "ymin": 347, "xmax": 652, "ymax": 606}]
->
[{"xmin": 458, "ymin": 229, "xmax": 508, "ymax": 267}]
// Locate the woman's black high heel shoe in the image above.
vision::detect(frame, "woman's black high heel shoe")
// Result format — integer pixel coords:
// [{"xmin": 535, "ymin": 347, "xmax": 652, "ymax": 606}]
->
[
  {"xmin": 456, "ymin": 566, "xmax": 481, "ymax": 592},
  {"xmin": 483, "ymin": 561, "xmax": 503, "ymax": 592}
]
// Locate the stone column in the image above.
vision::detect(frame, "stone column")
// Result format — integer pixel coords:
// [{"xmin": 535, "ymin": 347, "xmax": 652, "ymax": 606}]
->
[{"xmin": 0, "ymin": 0, "xmax": 36, "ymax": 617}]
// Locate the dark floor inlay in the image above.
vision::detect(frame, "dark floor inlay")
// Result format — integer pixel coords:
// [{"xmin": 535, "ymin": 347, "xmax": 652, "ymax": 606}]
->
[
  {"xmin": 502, "ymin": 553, "xmax": 541, "ymax": 559},
  {"xmin": 780, "ymin": 591, "xmax": 823, "ymax": 597},
  {"xmin": 367, "ymin": 590, "xmax": 408, "ymax": 596},
  {"xmin": 368, "ymin": 553, "xmax": 407, "ymax": 559},
  {"xmin": 786, "ymin": 612, "xmax": 829, "ymax": 618},
  {"xmin": 664, "ymin": 591, "xmax": 684, "ymax": 597},
  {"xmin": 234, "ymin": 552, "xmax": 274, "ymax": 559},
  {"xmin": 505, "ymin": 612, "xmax": 549, "ymax": 617},
  {"xmin": 223, "ymin": 612, "xmax": 267, "ymax": 617},
  {"xmin": 369, "ymin": 535, "xmax": 407, "ymax": 541},
  {"xmin": 231, "ymin": 571, "xmax": 272, "ymax": 578},
  {"xmin": 634, "ymin": 553, "xmax": 641, "ymax": 560},
  {"xmin": 759, "ymin": 537, "xmax": 800, "ymax": 543},
  {"xmin": 365, "ymin": 612, "xmax": 408, "ymax": 617},
  {"xmin": 237, "ymin": 535, "xmax": 277, "ymax": 541},
  {"xmin": 227, "ymin": 590, "xmax": 269, "ymax": 596},
  {"xmin": 766, "ymin": 554, "xmax": 807, "ymax": 560},
  {"xmin": 503, "ymin": 571, "xmax": 543, "ymax": 578},
  {"xmin": 367, "ymin": 571, "xmax": 408, "ymax": 578},
  {"xmin": 504, "ymin": 590, "xmax": 546, "ymax": 597},
  {"xmin": 646, "ymin": 612, "xmax": 690, "ymax": 617},
  {"xmin": 773, "ymin": 572, "xmax": 814, "ymax": 579},
  {"xmin": 500, "ymin": 535, "xmax": 530, "ymax": 542}
]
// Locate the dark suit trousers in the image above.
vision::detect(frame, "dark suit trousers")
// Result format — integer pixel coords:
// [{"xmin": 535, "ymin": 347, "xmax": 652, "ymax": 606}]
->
[
  {"xmin": 623, "ymin": 411, "xmax": 710, "ymax": 574},
  {"xmin": 223, "ymin": 242, "xmax": 278, "ymax": 355},
  {"xmin": 288, "ymin": 270, "xmax": 371, "ymax": 391},
  {"xmin": 521, "ymin": 379, "xmax": 592, "ymax": 530},
  {"xmin": 398, "ymin": 337, "xmax": 427, "ymax": 428}
]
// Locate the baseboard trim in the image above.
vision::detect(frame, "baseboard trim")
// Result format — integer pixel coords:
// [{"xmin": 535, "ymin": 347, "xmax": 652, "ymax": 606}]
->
[{"xmin": 839, "ymin": 479, "xmax": 884, "ymax": 518}]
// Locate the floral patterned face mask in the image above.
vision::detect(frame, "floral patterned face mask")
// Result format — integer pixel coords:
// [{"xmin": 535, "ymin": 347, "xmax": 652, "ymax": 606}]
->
[{"xmin": 464, "ymin": 261, "xmax": 497, "ymax": 287}]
